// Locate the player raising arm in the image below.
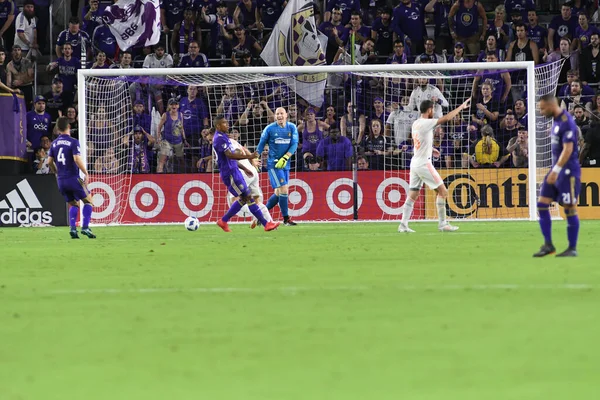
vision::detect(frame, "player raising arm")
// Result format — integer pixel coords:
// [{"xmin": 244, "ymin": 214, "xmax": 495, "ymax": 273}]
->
[
  {"xmin": 398, "ymin": 98, "xmax": 471, "ymax": 233},
  {"xmin": 534, "ymin": 95, "xmax": 580, "ymax": 257},
  {"xmin": 211, "ymin": 115, "xmax": 280, "ymax": 232},
  {"xmin": 256, "ymin": 107, "xmax": 299, "ymax": 226},
  {"xmin": 47, "ymin": 117, "xmax": 96, "ymax": 239}
]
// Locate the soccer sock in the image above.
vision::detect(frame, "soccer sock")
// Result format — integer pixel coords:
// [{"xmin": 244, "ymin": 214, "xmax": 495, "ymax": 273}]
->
[
  {"xmin": 69, "ymin": 206, "xmax": 79, "ymax": 229},
  {"xmin": 436, "ymin": 197, "xmax": 447, "ymax": 226},
  {"xmin": 82, "ymin": 203, "xmax": 93, "ymax": 229},
  {"xmin": 248, "ymin": 203, "xmax": 269, "ymax": 226},
  {"xmin": 266, "ymin": 194, "xmax": 279, "ymax": 210},
  {"xmin": 278, "ymin": 194, "xmax": 289, "ymax": 218},
  {"xmin": 537, "ymin": 202, "xmax": 552, "ymax": 245},
  {"xmin": 259, "ymin": 203, "xmax": 272, "ymax": 222},
  {"xmin": 566, "ymin": 208, "xmax": 580, "ymax": 250},
  {"xmin": 223, "ymin": 200, "xmax": 243, "ymax": 222},
  {"xmin": 401, "ymin": 198, "xmax": 415, "ymax": 226}
]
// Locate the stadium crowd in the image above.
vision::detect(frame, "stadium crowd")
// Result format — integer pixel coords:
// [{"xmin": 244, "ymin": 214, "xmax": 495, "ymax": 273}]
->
[{"xmin": 1, "ymin": 0, "xmax": 600, "ymax": 174}]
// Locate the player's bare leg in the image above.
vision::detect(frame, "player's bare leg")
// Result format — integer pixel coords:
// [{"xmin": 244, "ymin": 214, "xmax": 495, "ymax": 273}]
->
[
  {"xmin": 435, "ymin": 185, "xmax": 458, "ymax": 232},
  {"xmin": 398, "ymin": 189, "xmax": 418, "ymax": 233},
  {"xmin": 533, "ymin": 196, "xmax": 556, "ymax": 257},
  {"xmin": 556, "ymin": 204, "xmax": 579, "ymax": 257}
]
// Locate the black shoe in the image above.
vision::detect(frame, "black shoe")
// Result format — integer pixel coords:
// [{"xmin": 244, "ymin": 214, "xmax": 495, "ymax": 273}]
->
[
  {"xmin": 556, "ymin": 248, "xmax": 578, "ymax": 257},
  {"xmin": 533, "ymin": 243, "xmax": 556, "ymax": 257},
  {"xmin": 81, "ymin": 228, "xmax": 96, "ymax": 239},
  {"xmin": 284, "ymin": 217, "xmax": 297, "ymax": 226},
  {"xmin": 70, "ymin": 229, "xmax": 80, "ymax": 239}
]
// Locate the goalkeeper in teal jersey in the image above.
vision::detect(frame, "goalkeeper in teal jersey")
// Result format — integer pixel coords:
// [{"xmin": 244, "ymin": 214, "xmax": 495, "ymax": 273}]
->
[{"xmin": 256, "ymin": 107, "xmax": 300, "ymax": 226}]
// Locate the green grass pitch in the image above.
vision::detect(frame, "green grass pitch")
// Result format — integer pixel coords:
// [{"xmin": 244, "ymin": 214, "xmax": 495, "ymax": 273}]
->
[{"xmin": 1, "ymin": 221, "xmax": 600, "ymax": 400}]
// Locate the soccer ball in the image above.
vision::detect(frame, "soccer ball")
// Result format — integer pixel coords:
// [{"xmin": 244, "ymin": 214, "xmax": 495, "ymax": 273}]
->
[{"xmin": 184, "ymin": 216, "xmax": 200, "ymax": 231}]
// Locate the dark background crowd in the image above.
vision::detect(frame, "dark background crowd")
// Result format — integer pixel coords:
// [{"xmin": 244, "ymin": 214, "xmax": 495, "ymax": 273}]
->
[{"xmin": 1, "ymin": 0, "xmax": 600, "ymax": 175}]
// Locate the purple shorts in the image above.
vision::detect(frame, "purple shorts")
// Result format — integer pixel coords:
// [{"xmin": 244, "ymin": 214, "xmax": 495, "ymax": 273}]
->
[
  {"xmin": 540, "ymin": 171, "xmax": 581, "ymax": 205},
  {"xmin": 58, "ymin": 177, "xmax": 89, "ymax": 203},
  {"xmin": 221, "ymin": 169, "xmax": 250, "ymax": 198}
]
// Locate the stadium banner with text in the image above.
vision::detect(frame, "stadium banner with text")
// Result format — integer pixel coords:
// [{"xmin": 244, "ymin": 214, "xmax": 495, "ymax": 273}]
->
[
  {"xmin": 89, "ymin": 171, "xmax": 425, "ymax": 223},
  {"xmin": 102, "ymin": 0, "xmax": 161, "ymax": 50},
  {"xmin": 0, "ymin": 175, "xmax": 68, "ymax": 227}
]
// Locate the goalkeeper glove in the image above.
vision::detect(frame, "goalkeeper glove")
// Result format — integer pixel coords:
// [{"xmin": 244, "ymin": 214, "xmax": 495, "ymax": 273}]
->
[{"xmin": 275, "ymin": 154, "xmax": 290, "ymax": 169}]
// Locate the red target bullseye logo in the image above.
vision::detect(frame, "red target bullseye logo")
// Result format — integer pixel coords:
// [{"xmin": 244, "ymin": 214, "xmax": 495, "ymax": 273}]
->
[
  {"xmin": 326, "ymin": 178, "xmax": 362, "ymax": 216},
  {"xmin": 376, "ymin": 177, "xmax": 410, "ymax": 215},
  {"xmin": 287, "ymin": 178, "xmax": 313, "ymax": 217},
  {"xmin": 178, "ymin": 181, "xmax": 214, "ymax": 218},
  {"xmin": 129, "ymin": 181, "xmax": 165, "ymax": 219},
  {"xmin": 87, "ymin": 181, "xmax": 116, "ymax": 220}
]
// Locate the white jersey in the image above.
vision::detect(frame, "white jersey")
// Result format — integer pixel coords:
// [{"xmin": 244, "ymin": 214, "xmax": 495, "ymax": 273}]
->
[
  {"xmin": 406, "ymin": 85, "xmax": 448, "ymax": 118},
  {"xmin": 387, "ymin": 109, "xmax": 418, "ymax": 145},
  {"xmin": 410, "ymin": 118, "xmax": 438, "ymax": 167},
  {"xmin": 143, "ymin": 53, "xmax": 174, "ymax": 69},
  {"xmin": 230, "ymin": 138, "xmax": 254, "ymax": 177}
]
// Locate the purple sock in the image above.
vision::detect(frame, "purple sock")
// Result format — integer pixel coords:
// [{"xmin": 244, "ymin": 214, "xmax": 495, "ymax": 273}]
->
[
  {"xmin": 537, "ymin": 202, "xmax": 552, "ymax": 245},
  {"xmin": 566, "ymin": 211, "xmax": 579, "ymax": 250},
  {"xmin": 248, "ymin": 203, "xmax": 268, "ymax": 226},
  {"xmin": 82, "ymin": 203, "xmax": 93, "ymax": 229},
  {"xmin": 223, "ymin": 200, "xmax": 243, "ymax": 222},
  {"xmin": 69, "ymin": 206, "xmax": 79, "ymax": 229}
]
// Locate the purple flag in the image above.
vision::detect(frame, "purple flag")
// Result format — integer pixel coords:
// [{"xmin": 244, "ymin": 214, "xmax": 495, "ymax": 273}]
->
[
  {"xmin": 102, "ymin": 0, "xmax": 161, "ymax": 51},
  {"xmin": 0, "ymin": 94, "xmax": 27, "ymax": 162}
]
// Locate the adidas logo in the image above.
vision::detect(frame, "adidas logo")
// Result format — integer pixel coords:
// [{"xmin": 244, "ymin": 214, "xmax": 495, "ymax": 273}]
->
[{"xmin": 0, "ymin": 179, "xmax": 53, "ymax": 225}]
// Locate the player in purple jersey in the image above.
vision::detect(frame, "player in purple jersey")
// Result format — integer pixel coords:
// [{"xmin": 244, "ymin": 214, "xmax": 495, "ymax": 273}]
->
[
  {"xmin": 47, "ymin": 117, "xmax": 96, "ymax": 239},
  {"xmin": 211, "ymin": 115, "xmax": 280, "ymax": 232},
  {"xmin": 534, "ymin": 95, "xmax": 580, "ymax": 257}
]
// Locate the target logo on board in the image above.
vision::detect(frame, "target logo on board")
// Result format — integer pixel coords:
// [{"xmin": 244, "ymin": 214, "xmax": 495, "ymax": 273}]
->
[
  {"xmin": 178, "ymin": 181, "xmax": 214, "ymax": 218},
  {"xmin": 287, "ymin": 178, "xmax": 313, "ymax": 217},
  {"xmin": 88, "ymin": 181, "xmax": 117, "ymax": 220},
  {"xmin": 129, "ymin": 181, "xmax": 165, "ymax": 219},
  {"xmin": 326, "ymin": 178, "xmax": 362, "ymax": 216},
  {"xmin": 376, "ymin": 177, "xmax": 410, "ymax": 215}
]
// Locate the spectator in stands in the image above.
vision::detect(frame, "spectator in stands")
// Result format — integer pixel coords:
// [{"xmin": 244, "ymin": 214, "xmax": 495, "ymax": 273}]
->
[
  {"xmin": 446, "ymin": 114, "xmax": 472, "ymax": 168},
  {"xmin": 548, "ymin": 4, "xmax": 577, "ymax": 51},
  {"xmin": 56, "ymin": 17, "xmax": 89, "ymax": 58},
  {"xmin": 47, "ymin": 43, "xmax": 79, "ymax": 93},
  {"xmin": 447, "ymin": 42, "xmax": 469, "ymax": 74},
  {"xmin": 386, "ymin": 100, "xmax": 417, "ymax": 147},
  {"xmin": 0, "ymin": 46, "xmax": 19, "ymax": 93},
  {"xmin": 471, "ymin": 82, "xmax": 499, "ymax": 130},
  {"xmin": 362, "ymin": 118, "xmax": 391, "ymax": 170},
  {"xmin": 561, "ymin": 79, "xmax": 593, "ymax": 112},
  {"xmin": 226, "ymin": 25, "xmax": 262, "ymax": 57},
  {"xmin": 299, "ymin": 108, "xmax": 325, "ymax": 168},
  {"xmin": 180, "ymin": 85, "xmax": 209, "ymax": 140},
  {"xmin": 26, "ymin": 95, "xmax": 51, "ymax": 149},
  {"xmin": 423, "ymin": 0, "xmax": 451, "ymax": 55},
  {"xmin": 392, "ymin": 0, "xmax": 426, "ymax": 56},
  {"xmin": 347, "ymin": 11, "xmax": 370, "ymax": 45},
  {"xmin": 201, "ymin": 2, "xmax": 235, "ymax": 61},
  {"xmin": 486, "ymin": 5, "xmax": 511, "ymax": 51},
  {"xmin": 506, "ymin": 127, "xmax": 528, "ymax": 167},
  {"xmin": 371, "ymin": 7, "xmax": 394, "ymax": 59},
  {"xmin": 470, "ymin": 124, "xmax": 509, "ymax": 168},
  {"xmin": 110, "ymin": 50, "xmax": 133, "ymax": 69},
  {"xmin": 258, "ymin": 0, "xmax": 284, "ymax": 31},
  {"xmin": 571, "ymin": 0, "xmax": 594, "ymax": 20},
  {"xmin": 131, "ymin": 99, "xmax": 152, "ymax": 133},
  {"xmin": 157, "ymin": 98, "xmax": 189, "ymax": 173},
  {"xmin": 44, "ymin": 77, "xmax": 73, "ymax": 122},
  {"xmin": 472, "ymin": 51, "xmax": 512, "ymax": 103},
  {"xmin": 320, "ymin": 7, "xmax": 349, "ymax": 65},
  {"xmin": 160, "ymin": 0, "xmax": 186, "ymax": 34},
  {"xmin": 82, "ymin": 0, "xmax": 103, "ymax": 38},
  {"xmin": 580, "ymin": 121, "xmax": 600, "ymax": 165},
  {"xmin": 357, "ymin": 155, "xmax": 369, "ymax": 170},
  {"xmin": 478, "ymin": 34, "xmax": 504, "ymax": 62},
  {"xmin": 195, "ymin": 127, "xmax": 214, "ymax": 172},
  {"xmin": 573, "ymin": 12, "xmax": 598, "ymax": 51},
  {"xmin": 447, "ymin": 0, "xmax": 487, "ymax": 57},
  {"xmin": 504, "ymin": 0, "xmax": 534, "ymax": 21},
  {"xmin": 317, "ymin": 128, "xmax": 353, "ymax": 171},
  {"xmin": 94, "ymin": 146, "xmax": 119, "ymax": 174},
  {"xmin": 231, "ymin": 49, "xmax": 255, "ymax": 66},
  {"xmin": 178, "ymin": 40, "xmax": 209, "ymax": 68},
  {"xmin": 123, "ymin": 125, "xmax": 154, "ymax": 174},
  {"xmin": 370, "ymin": 96, "xmax": 388, "ymax": 123},
  {"xmin": 496, "ymin": 109, "xmax": 519, "ymax": 149},
  {"xmin": 340, "ymin": 101, "xmax": 365, "ymax": 142},
  {"xmin": 66, "ymin": 106, "xmax": 78, "ymax": 139},
  {"xmin": 501, "ymin": 98, "xmax": 527, "ymax": 128},
  {"xmin": 233, "ymin": 0, "xmax": 259, "ymax": 29},
  {"xmin": 386, "ymin": 39, "xmax": 407, "ymax": 64},
  {"xmin": 431, "ymin": 125, "xmax": 453, "ymax": 169},
  {"xmin": 406, "ymin": 77, "xmax": 448, "ymax": 118},
  {"xmin": 6, "ymin": 45, "xmax": 33, "ymax": 106},
  {"xmin": 171, "ymin": 8, "xmax": 202, "ymax": 65},
  {"xmin": 580, "ymin": 32, "xmax": 600, "ymax": 86},
  {"xmin": 324, "ymin": 0, "xmax": 360, "ymax": 26},
  {"xmin": 323, "ymin": 104, "xmax": 338, "ymax": 133},
  {"xmin": 144, "ymin": 43, "xmax": 173, "ymax": 69},
  {"xmin": 573, "ymin": 104, "xmax": 592, "ymax": 134},
  {"xmin": 33, "ymin": 146, "xmax": 50, "ymax": 174},
  {"xmin": 239, "ymin": 100, "xmax": 274, "ymax": 141},
  {"xmin": 92, "ymin": 26, "xmax": 118, "ymax": 61},
  {"xmin": 506, "ymin": 22, "xmax": 539, "ymax": 64},
  {"xmin": 415, "ymin": 37, "xmax": 445, "ymax": 63},
  {"xmin": 14, "ymin": 0, "xmax": 37, "ymax": 57},
  {"xmin": 526, "ymin": 10, "xmax": 547, "ymax": 55},
  {"xmin": 217, "ymin": 84, "xmax": 245, "ymax": 125},
  {"xmin": 90, "ymin": 51, "xmax": 109, "ymax": 69},
  {"xmin": 0, "ymin": 0, "xmax": 16, "ymax": 54}
]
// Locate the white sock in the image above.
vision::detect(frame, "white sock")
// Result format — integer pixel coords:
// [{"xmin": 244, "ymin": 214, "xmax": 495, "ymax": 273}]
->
[
  {"xmin": 259, "ymin": 203, "xmax": 272, "ymax": 222},
  {"xmin": 401, "ymin": 198, "xmax": 415, "ymax": 226},
  {"xmin": 437, "ymin": 197, "xmax": 446, "ymax": 226}
]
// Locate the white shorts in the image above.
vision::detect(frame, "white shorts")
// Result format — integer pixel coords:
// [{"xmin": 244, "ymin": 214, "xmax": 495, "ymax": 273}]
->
[
  {"xmin": 409, "ymin": 162, "xmax": 443, "ymax": 190},
  {"xmin": 228, "ymin": 170, "xmax": 263, "ymax": 200}
]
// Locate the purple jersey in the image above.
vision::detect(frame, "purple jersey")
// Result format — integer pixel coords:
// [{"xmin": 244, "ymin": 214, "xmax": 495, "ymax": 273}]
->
[
  {"xmin": 236, "ymin": 0, "xmax": 258, "ymax": 27},
  {"xmin": 130, "ymin": 112, "xmax": 152, "ymax": 133},
  {"xmin": 316, "ymin": 135, "xmax": 353, "ymax": 171},
  {"xmin": 432, "ymin": 2, "xmax": 451, "ymax": 38},
  {"xmin": 129, "ymin": 135, "xmax": 151, "ymax": 173},
  {"xmin": 213, "ymin": 131, "xmax": 250, "ymax": 197},
  {"xmin": 93, "ymin": 25, "xmax": 118, "ymax": 59},
  {"xmin": 302, "ymin": 124, "xmax": 324, "ymax": 156},
  {"xmin": 26, "ymin": 111, "xmax": 52, "ymax": 147},
  {"xmin": 81, "ymin": 6, "xmax": 104, "ymax": 36},
  {"xmin": 548, "ymin": 15, "xmax": 578, "ymax": 50},
  {"xmin": 575, "ymin": 25, "xmax": 599, "ymax": 48},
  {"xmin": 163, "ymin": 112, "xmax": 184, "ymax": 144},
  {"xmin": 371, "ymin": 17, "xmax": 395, "ymax": 55},
  {"xmin": 258, "ymin": 0, "xmax": 284, "ymax": 29},
  {"xmin": 159, "ymin": 0, "xmax": 186, "ymax": 29},
  {"xmin": 454, "ymin": 0, "xmax": 480, "ymax": 38},
  {"xmin": 178, "ymin": 53, "xmax": 209, "ymax": 68},
  {"xmin": 56, "ymin": 56, "xmax": 80, "ymax": 92},
  {"xmin": 56, "ymin": 29, "xmax": 90, "ymax": 58},
  {"xmin": 180, "ymin": 97, "xmax": 208, "ymax": 136},
  {"xmin": 527, "ymin": 24, "xmax": 547, "ymax": 49},
  {"xmin": 48, "ymin": 134, "xmax": 81, "ymax": 179},
  {"xmin": 504, "ymin": 0, "xmax": 534, "ymax": 19},
  {"xmin": 0, "ymin": 0, "xmax": 15, "ymax": 26},
  {"xmin": 392, "ymin": 2, "xmax": 425, "ymax": 41}
]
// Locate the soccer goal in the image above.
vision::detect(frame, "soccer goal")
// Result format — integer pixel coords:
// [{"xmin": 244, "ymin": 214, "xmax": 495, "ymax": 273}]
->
[{"xmin": 78, "ymin": 61, "xmax": 563, "ymax": 225}]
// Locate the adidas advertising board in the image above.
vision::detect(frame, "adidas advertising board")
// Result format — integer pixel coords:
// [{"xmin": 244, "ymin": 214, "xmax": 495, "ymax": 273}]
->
[{"xmin": 0, "ymin": 176, "xmax": 67, "ymax": 227}]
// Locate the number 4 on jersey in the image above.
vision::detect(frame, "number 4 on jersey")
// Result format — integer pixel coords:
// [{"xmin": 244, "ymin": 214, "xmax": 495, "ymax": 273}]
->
[{"xmin": 57, "ymin": 148, "xmax": 66, "ymax": 165}]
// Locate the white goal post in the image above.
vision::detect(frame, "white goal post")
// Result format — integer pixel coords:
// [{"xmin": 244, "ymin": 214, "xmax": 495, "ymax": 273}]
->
[{"xmin": 77, "ymin": 61, "xmax": 560, "ymax": 224}]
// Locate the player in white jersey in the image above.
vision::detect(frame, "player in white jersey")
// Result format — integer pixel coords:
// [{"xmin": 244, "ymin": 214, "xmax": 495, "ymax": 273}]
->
[
  {"xmin": 398, "ymin": 98, "xmax": 471, "ymax": 233},
  {"xmin": 226, "ymin": 136, "xmax": 273, "ymax": 227}
]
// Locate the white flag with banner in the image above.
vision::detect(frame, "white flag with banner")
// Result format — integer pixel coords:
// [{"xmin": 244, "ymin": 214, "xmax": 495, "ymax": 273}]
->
[
  {"xmin": 102, "ymin": 0, "xmax": 161, "ymax": 50},
  {"xmin": 260, "ymin": 0, "xmax": 327, "ymax": 107}
]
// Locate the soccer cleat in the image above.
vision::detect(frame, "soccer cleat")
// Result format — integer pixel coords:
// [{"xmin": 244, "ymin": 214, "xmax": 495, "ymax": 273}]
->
[
  {"xmin": 283, "ymin": 217, "xmax": 297, "ymax": 226},
  {"xmin": 81, "ymin": 228, "xmax": 96, "ymax": 239},
  {"xmin": 217, "ymin": 219, "xmax": 231, "ymax": 232},
  {"xmin": 533, "ymin": 244, "xmax": 556, "ymax": 257},
  {"xmin": 398, "ymin": 223, "xmax": 415, "ymax": 233},
  {"xmin": 250, "ymin": 218, "xmax": 262, "ymax": 229},
  {"xmin": 438, "ymin": 223, "xmax": 459, "ymax": 232},
  {"xmin": 264, "ymin": 221, "xmax": 281, "ymax": 231},
  {"xmin": 556, "ymin": 248, "xmax": 578, "ymax": 257},
  {"xmin": 70, "ymin": 229, "xmax": 80, "ymax": 239}
]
